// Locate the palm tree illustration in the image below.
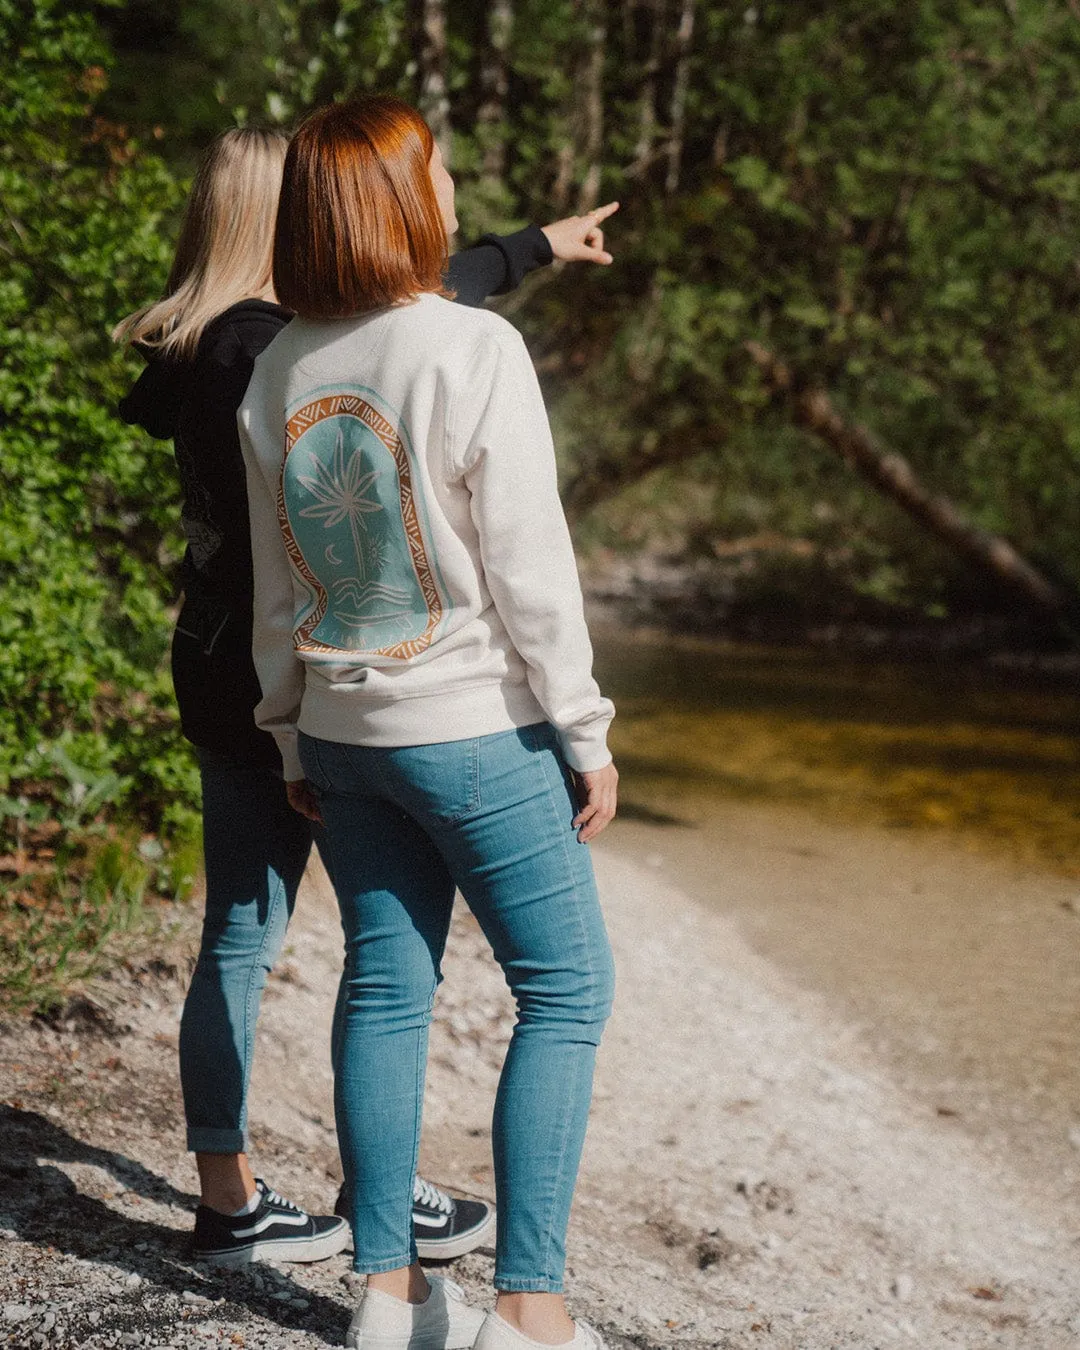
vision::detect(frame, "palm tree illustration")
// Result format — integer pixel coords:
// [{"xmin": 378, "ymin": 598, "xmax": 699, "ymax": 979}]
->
[{"xmin": 298, "ymin": 427, "xmax": 383, "ymax": 580}]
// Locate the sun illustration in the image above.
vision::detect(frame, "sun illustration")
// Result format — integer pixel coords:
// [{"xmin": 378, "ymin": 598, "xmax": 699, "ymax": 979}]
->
[
  {"xmin": 297, "ymin": 426, "xmax": 383, "ymax": 579},
  {"xmin": 366, "ymin": 535, "xmax": 391, "ymax": 572}
]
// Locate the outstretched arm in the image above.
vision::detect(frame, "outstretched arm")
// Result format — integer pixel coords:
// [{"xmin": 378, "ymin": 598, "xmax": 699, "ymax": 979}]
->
[{"xmin": 447, "ymin": 202, "xmax": 619, "ymax": 307}]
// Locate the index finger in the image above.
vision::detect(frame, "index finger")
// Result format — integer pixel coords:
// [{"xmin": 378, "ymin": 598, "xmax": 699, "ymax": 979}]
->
[{"xmin": 589, "ymin": 201, "xmax": 620, "ymax": 224}]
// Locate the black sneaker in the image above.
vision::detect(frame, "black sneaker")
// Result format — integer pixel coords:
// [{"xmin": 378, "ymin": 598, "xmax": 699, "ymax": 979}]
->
[
  {"xmin": 193, "ymin": 1178, "xmax": 350, "ymax": 1266},
  {"xmin": 335, "ymin": 1174, "xmax": 496, "ymax": 1260}
]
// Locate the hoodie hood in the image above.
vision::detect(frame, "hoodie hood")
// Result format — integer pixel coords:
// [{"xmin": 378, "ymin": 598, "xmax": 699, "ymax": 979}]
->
[{"xmin": 117, "ymin": 298, "xmax": 289, "ymax": 440}]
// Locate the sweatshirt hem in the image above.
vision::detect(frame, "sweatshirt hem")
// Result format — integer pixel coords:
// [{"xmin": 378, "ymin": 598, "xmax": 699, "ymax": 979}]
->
[{"xmin": 296, "ymin": 680, "xmax": 547, "ymax": 749}]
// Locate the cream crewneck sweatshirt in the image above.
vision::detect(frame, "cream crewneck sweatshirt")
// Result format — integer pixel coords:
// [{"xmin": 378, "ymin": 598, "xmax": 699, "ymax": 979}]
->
[{"xmin": 237, "ymin": 292, "xmax": 614, "ymax": 781}]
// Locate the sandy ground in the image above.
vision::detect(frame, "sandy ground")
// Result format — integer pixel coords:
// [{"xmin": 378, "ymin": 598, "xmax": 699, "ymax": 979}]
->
[{"xmin": 1, "ymin": 817, "xmax": 1079, "ymax": 1349}]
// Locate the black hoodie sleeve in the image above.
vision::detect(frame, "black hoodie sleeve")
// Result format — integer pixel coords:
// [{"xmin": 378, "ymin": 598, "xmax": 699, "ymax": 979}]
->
[{"xmin": 447, "ymin": 225, "xmax": 554, "ymax": 307}]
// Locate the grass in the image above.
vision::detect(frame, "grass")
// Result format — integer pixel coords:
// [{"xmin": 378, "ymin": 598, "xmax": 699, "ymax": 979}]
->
[{"xmin": 0, "ymin": 832, "xmax": 200, "ymax": 1018}]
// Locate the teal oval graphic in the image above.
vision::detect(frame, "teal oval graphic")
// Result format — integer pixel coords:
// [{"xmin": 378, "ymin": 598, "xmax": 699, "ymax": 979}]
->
[{"xmin": 282, "ymin": 404, "xmax": 437, "ymax": 656}]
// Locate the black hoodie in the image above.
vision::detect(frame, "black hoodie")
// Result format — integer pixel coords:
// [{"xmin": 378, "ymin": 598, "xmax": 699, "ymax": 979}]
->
[{"xmin": 118, "ymin": 227, "xmax": 554, "ymax": 769}]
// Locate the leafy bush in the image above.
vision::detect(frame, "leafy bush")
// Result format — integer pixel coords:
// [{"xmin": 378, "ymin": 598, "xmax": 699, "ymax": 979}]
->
[{"xmin": 0, "ymin": 0, "xmax": 197, "ymax": 852}]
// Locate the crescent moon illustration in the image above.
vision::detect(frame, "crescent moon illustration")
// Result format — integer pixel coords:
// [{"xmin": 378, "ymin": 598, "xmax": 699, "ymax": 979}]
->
[{"xmin": 325, "ymin": 543, "xmax": 343, "ymax": 565}]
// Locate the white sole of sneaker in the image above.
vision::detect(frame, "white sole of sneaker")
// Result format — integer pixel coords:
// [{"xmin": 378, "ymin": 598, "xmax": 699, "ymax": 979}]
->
[
  {"xmin": 196, "ymin": 1224, "xmax": 351, "ymax": 1266},
  {"xmin": 345, "ymin": 1326, "xmax": 482, "ymax": 1350}
]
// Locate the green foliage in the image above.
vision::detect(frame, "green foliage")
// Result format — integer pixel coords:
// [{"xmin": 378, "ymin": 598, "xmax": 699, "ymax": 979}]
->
[
  {"xmin": 545, "ymin": 0, "xmax": 1080, "ymax": 600},
  {"xmin": 0, "ymin": 0, "xmax": 195, "ymax": 843},
  {"xmin": 125, "ymin": 0, "xmax": 1078, "ymax": 610}
]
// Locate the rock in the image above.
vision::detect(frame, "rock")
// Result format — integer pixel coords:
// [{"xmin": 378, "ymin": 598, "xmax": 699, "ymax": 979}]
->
[
  {"xmin": 125, "ymin": 1272, "xmax": 142, "ymax": 1288},
  {"xmin": 181, "ymin": 1290, "xmax": 211, "ymax": 1306},
  {"xmin": 3, "ymin": 1304, "xmax": 34, "ymax": 1324},
  {"xmin": 892, "ymin": 1273, "xmax": 914, "ymax": 1301},
  {"xmin": 1067, "ymin": 1125, "xmax": 1080, "ymax": 1151},
  {"xmin": 289, "ymin": 1297, "xmax": 311, "ymax": 1311}
]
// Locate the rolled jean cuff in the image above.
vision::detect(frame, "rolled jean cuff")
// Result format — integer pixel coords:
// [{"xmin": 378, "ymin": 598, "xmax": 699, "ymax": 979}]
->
[
  {"xmin": 352, "ymin": 1251, "xmax": 417, "ymax": 1276},
  {"xmin": 186, "ymin": 1126, "xmax": 247, "ymax": 1154},
  {"xmin": 493, "ymin": 1278, "xmax": 566, "ymax": 1294}
]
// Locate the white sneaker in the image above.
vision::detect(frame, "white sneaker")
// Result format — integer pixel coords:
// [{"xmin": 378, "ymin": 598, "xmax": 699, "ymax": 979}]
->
[
  {"xmin": 472, "ymin": 1310, "xmax": 608, "ymax": 1350},
  {"xmin": 345, "ymin": 1274, "xmax": 486, "ymax": 1350}
]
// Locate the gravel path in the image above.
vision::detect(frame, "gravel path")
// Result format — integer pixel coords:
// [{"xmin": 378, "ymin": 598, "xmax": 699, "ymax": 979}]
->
[{"xmin": 2, "ymin": 834, "xmax": 1078, "ymax": 1349}]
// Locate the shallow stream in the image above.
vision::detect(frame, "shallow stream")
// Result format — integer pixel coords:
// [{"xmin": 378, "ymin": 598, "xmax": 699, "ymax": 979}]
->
[{"xmin": 593, "ymin": 628, "xmax": 1080, "ymax": 1214}]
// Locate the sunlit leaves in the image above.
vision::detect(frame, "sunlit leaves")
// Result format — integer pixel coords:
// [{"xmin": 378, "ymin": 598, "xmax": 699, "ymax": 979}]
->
[{"xmin": 0, "ymin": 1, "xmax": 190, "ymax": 832}]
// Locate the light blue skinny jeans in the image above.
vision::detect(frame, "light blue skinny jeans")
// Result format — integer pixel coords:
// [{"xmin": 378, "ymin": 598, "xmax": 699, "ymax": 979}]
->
[{"xmin": 299, "ymin": 722, "xmax": 615, "ymax": 1292}]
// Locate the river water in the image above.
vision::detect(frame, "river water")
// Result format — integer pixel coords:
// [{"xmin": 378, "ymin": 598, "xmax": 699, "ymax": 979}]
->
[{"xmin": 592, "ymin": 627, "xmax": 1080, "ymax": 1216}]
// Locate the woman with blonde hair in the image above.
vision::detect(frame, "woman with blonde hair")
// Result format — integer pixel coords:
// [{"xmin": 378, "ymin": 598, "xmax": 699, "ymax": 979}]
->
[
  {"xmin": 242, "ymin": 94, "xmax": 616, "ymax": 1350},
  {"xmin": 116, "ymin": 125, "xmax": 619, "ymax": 1268}
]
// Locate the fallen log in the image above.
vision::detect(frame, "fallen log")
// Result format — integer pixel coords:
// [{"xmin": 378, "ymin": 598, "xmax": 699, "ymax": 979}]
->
[{"xmin": 745, "ymin": 341, "xmax": 1072, "ymax": 624}]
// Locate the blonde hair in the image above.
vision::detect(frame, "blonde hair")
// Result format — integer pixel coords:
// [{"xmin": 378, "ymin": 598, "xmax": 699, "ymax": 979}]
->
[{"xmin": 113, "ymin": 128, "xmax": 289, "ymax": 358}]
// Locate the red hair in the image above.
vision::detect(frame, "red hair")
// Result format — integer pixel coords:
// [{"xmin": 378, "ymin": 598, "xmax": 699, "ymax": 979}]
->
[{"xmin": 273, "ymin": 95, "xmax": 450, "ymax": 319}]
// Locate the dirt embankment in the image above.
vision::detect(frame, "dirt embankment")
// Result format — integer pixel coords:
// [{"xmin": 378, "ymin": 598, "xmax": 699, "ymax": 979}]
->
[{"xmin": 2, "ymin": 827, "xmax": 1079, "ymax": 1350}]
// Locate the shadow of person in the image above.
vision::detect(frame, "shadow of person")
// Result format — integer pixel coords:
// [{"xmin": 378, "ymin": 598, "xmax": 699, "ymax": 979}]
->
[
  {"xmin": 0, "ymin": 1104, "xmax": 350, "ymax": 1345},
  {"xmin": 1, "ymin": 1101, "xmax": 198, "ymax": 1211}
]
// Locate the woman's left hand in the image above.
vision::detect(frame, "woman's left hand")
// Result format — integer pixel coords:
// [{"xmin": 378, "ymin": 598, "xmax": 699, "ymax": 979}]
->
[
  {"xmin": 286, "ymin": 778, "xmax": 324, "ymax": 824},
  {"xmin": 572, "ymin": 760, "xmax": 619, "ymax": 842}
]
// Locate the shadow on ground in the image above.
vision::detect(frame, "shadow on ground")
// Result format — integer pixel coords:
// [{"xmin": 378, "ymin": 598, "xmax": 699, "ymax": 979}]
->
[{"xmin": 0, "ymin": 1104, "xmax": 350, "ymax": 1345}]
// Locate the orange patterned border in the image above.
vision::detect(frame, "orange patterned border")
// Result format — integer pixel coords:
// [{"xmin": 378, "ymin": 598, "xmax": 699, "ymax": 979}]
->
[{"xmin": 279, "ymin": 394, "xmax": 442, "ymax": 660}]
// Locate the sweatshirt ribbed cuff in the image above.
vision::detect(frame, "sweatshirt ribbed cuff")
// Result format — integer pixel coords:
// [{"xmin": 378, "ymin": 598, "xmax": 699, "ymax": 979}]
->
[
  {"xmin": 558, "ymin": 720, "xmax": 614, "ymax": 774},
  {"xmin": 274, "ymin": 731, "xmax": 304, "ymax": 782}
]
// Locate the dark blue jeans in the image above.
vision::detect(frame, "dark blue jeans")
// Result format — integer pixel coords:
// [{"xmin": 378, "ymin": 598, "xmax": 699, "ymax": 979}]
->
[
  {"xmin": 300, "ymin": 723, "xmax": 615, "ymax": 1291},
  {"xmin": 178, "ymin": 749, "xmax": 318, "ymax": 1153}
]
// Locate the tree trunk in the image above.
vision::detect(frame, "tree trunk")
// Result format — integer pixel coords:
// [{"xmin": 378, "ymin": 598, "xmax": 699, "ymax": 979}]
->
[
  {"xmin": 629, "ymin": 0, "xmax": 665, "ymax": 179},
  {"xmin": 551, "ymin": 0, "xmax": 606, "ymax": 213},
  {"xmin": 746, "ymin": 342, "xmax": 1071, "ymax": 620},
  {"xmin": 576, "ymin": 3, "xmax": 606, "ymax": 212},
  {"xmin": 477, "ymin": 0, "xmax": 513, "ymax": 184},
  {"xmin": 665, "ymin": 0, "xmax": 695, "ymax": 194},
  {"xmin": 417, "ymin": 0, "xmax": 452, "ymax": 164}
]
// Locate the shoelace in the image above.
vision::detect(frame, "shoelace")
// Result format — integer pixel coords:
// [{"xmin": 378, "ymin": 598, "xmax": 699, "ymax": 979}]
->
[
  {"xmin": 256, "ymin": 1180, "xmax": 303, "ymax": 1215},
  {"xmin": 412, "ymin": 1174, "xmax": 455, "ymax": 1215}
]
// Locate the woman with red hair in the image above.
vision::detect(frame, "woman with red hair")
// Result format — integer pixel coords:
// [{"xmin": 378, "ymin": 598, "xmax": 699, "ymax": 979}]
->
[{"xmin": 241, "ymin": 95, "xmax": 617, "ymax": 1350}]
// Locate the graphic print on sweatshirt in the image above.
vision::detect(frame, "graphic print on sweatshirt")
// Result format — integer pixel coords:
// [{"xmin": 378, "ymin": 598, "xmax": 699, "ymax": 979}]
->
[{"xmin": 279, "ymin": 390, "xmax": 446, "ymax": 659}]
